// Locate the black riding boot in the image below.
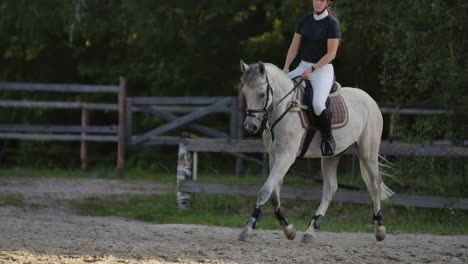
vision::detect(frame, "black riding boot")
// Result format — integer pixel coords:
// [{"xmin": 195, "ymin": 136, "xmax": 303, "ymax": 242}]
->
[{"xmin": 318, "ymin": 109, "xmax": 336, "ymax": 156}]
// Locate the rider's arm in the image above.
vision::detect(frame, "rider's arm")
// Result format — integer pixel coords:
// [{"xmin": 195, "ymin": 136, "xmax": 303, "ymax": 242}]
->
[
  {"xmin": 301, "ymin": 38, "xmax": 338, "ymax": 79},
  {"xmin": 312, "ymin": 38, "xmax": 339, "ymax": 70},
  {"xmin": 283, "ymin": 33, "xmax": 302, "ymax": 72}
]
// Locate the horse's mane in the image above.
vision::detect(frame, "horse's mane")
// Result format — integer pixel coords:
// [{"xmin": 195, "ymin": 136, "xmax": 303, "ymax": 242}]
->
[{"xmin": 241, "ymin": 62, "xmax": 291, "ymax": 88}]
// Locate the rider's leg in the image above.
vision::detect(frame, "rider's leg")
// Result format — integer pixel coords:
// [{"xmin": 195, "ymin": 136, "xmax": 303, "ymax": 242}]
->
[
  {"xmin": 309, "ymin": 64, "xmax": 335, "ymax": 156},
  {"xmin": 309, "ymin": 64, "xmax": 334, "ymax": 115},
  {"xmin": 287, "ymin": 61, "xmax": 309, "ymax": 79}
]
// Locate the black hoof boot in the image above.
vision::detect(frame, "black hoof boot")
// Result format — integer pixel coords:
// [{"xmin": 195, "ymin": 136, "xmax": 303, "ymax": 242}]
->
[
  {"xmin": 275, "ymin": 208, "xmax": 296, "ymax": 240},
  {"xmin": 373, "ymin": 210, "xmax": 386, "ymax": 241},
  {"xmin": 250, "ymin": 207, "xmax": 263, "ymax": 229},
  {"xmin": 311, "ymin": 215, "xmax": 324, "ymax": 229}
]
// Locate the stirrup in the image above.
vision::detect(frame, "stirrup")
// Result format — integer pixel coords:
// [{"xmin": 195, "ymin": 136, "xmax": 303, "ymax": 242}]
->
[{"xmin": 321, "ymin": 138, "xmax": 335, "ymax": 156}]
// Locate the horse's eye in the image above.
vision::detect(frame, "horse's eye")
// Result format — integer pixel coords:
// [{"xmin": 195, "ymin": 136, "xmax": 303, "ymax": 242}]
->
[{"xmin": 259, "ymin": 93, "xmax": 266, "ymax": 98}]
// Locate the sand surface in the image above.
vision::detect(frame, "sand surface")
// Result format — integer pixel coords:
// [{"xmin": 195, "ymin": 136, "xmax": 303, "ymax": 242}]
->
[{"xmin": 0, "ymin": 177, "xmax": 466, "ymax": 264}]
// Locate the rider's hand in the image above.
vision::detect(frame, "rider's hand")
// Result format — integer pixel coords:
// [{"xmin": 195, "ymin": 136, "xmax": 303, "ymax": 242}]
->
[
  {"xmin": 283, "ymin": 67, "xmax": 289, "ymax": 73},
  {"xmin": 301, "ymin": 67, "xmax": 313, "ymax": 79}
]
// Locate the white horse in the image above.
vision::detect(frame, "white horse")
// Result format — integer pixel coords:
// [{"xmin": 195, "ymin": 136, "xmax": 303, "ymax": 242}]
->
[{"xmin": 238, "ymin": 61, "xmax": 394, "ymax": 243}]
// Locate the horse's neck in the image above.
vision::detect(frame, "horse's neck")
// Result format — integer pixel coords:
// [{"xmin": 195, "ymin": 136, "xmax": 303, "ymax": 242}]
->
[{"xmin": 267, "ymin": 69, "xmax": 294, "ymax": 120}]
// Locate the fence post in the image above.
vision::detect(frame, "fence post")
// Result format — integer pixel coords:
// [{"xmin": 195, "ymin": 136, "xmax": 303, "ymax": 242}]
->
[
  {"xmin": 80, "ymin": 108, "xmax": 88, "ymax": 171},
  {"xmin": 230, "ymin": 97, "xmax": 238, "ymax": 139},
  {"xmin": 117, "ymin": 76, "xmax": 127, "ymax": 178},
  {"xmin": 125, "ymin": 97, "xmax": 133, "ymax": 145},
  {"xmin": 192, "ymin": 151, "xmax": 198, "ymax": 181},
  {"xmin": 388, "ymin": 108, "xmax": 399, "ymax": 143},
  {"xmin": 177, "ymin": 135, "xmax": 193, "ymax": 208},
  {"xmin": 235, "ymin": 87, "xmax": 246, "ymax": 177}
]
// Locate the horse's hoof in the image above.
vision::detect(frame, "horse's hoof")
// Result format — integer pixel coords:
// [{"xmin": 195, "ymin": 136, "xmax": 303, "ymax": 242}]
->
[
  {"xmin": 301, "ymin": 233, "xmax": 316, "ymax": 244},
  {"xmin": 283, "ymin": 224, "xmax": 296, "ymax": 240},
  {"xmin": 238, "ymin": 226, "xmax": 252, "ymax": 242},
  {"xmin": 375, "ymin": 225, "xmax": 386, "ymax": 241}
]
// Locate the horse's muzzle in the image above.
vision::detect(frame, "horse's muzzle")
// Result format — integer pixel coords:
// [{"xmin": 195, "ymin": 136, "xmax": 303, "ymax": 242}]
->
[{"xmin": 244, "ymin": 117, "xmax": 260, "ymax": 134}]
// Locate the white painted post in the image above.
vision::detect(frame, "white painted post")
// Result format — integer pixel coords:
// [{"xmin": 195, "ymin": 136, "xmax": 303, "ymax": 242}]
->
[
  {"xmin": 177, "ymin": 137, "xmax": 193, "ymax": 208},
  {"xmin": 192, "ymin": 151, "xmax": 198, "ymax": 181}
]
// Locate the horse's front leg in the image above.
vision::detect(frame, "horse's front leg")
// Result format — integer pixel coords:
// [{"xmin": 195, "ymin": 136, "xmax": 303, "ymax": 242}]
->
[
  {"xmin": 302, "ymin": 154, "xmax": 342, "ymax": 243},
  {"xmin": 238, "ymin": 153, "xmax": 296, "ymax": 241},
  {"xmin": 272, "ymin": 185, "xmax": 297, "ymax": 240},
  {"xmin": 269, "ymin": 154, "xmax": 296, "ymax": 240}
]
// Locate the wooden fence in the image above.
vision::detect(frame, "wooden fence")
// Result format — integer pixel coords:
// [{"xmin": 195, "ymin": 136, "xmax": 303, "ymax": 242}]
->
[
  {"xmin": 0, "ymin": 81, "xmax": 242, "ymax": 177},
  {"xmin": 0, "ymin": 79, "xmax": 128, "ymax": 177},
  {"xmin": 176, "ymin": 137, "xmax": 468, "ymax": 210},
  {"xmin": 126, "ymin": 96, "xmax": 239, "ymax": 146},
  {"xmin": 1, "ymin": 81, "xmax": 466, "ymax": 179}
]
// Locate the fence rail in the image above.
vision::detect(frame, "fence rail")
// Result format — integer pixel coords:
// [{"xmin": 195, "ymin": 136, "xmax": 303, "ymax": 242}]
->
[
  {"xmin": 131, "ymin": 97, "xmax": 233, "ymax": 105},
  {"xmin": 379, "ymin": 107, "xmax": 449, "ymax": 115},
  {"xmin": 0, "ymin": 82, "xmax": 119, "ymax": 93},
  {"xmin": 0, "ymin": 125, "xmax": 118, "ymax": 134},
  {"xmin": 176, "ymin": 137, "xmax": 468, "ymax": 209},
  {"xmin": 0, "ymin": 133, "xmax": 117, "ymax": 142},
  {"xmin": 0, "ymin": 100, "xmax": 118, "ymax": 111},
  {"xmin": 184, "ymin": 138, "xmax": 468, "ymax": 157},
  {"xmin": 178, "ymin": 180, "xmax": 468, "ymax": 210}
]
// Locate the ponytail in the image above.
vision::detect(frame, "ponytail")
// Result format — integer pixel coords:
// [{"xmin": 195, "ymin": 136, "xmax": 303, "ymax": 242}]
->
[
  {"xmin": 327, "ymin": 6, "xmax": 341, "ymax": 31},
  {"xmin": 327, "ymin": 1, "xmax": 342, "ymax": 44}
]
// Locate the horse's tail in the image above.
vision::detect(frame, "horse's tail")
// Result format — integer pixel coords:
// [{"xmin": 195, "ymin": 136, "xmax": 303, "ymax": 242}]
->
[{"xmin": 359, "ymin": 156, "xmax": 395, "ymax": 201}]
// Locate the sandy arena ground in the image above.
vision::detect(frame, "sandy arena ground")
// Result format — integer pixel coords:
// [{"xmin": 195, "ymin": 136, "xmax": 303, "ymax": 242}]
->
[{"xmin": 0, "ymin": 177, "xmax": 466, "ymax": 264}]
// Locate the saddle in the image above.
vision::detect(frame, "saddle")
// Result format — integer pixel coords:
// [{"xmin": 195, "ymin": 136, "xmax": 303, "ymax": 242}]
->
[{"xmin": 290, "ymin": 77, "xmax": 349, "ymax": 158}]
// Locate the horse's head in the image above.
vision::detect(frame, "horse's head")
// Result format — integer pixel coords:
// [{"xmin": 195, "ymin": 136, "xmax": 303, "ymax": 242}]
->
[{"xmin": 240, "ymin": 60, "xmax": 273, "ymax": 134}]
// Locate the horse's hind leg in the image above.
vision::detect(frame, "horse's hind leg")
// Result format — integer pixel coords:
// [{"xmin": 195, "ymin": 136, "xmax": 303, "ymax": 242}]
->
[
  {"xmin": 358, "ymin": 144, "xmax": 387, "ymax": 241},
  {"xmin": 302, "ymin": 154, "xmax": 342, "ymax": 243}
]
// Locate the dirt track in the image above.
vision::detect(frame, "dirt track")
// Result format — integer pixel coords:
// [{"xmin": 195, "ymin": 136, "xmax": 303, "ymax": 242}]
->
[{"xmin": 0, "ymin": 178, "xmax": 467, "ymax": 264}]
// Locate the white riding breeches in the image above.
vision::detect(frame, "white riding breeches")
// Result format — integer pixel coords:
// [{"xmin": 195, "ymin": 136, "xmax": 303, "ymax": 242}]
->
[{"xmin": 288, "ymin": 60, "xmax": 334, "ymax": 116}]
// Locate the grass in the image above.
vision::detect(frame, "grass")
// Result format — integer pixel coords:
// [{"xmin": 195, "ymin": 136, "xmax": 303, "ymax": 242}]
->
[
  {"xmin": 2, "ymin": 160, "xmax": 465, "ymax": 197},
  {"xmin": 0, "ymin": 167, "xmax": 322, "ymax": 186},
  {"xmin": 0, "ymin": 194, "xmax": 42, "ymax": 208},
  {"xmin": 69, "ymin": 192, "xmax": 468, "ymax": 236},
  {"xmin": 0, "ymin": 167, "xmax": 172, "ymax": 181},
  {"xmin": 0, "ymin": 194, "xmax": 27, "ymax": 207}
]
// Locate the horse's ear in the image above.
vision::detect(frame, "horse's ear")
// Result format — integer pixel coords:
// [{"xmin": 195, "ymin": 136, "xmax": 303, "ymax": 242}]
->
[
  {"xmin": 258, "ymin": 61, "xmax": 265, "ymax": 75},
  {"xmin": 240, "ymin": 60, "xmax": 249, "ymax": 73}
]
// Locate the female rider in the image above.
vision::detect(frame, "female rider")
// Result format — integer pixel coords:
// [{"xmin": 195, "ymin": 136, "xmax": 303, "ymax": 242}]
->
[{"xmin": 283, "ymin": 0, "xmax": 340, "ymax": 156}]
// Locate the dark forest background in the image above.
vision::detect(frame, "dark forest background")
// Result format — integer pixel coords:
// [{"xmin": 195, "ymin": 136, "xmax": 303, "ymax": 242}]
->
[{"xmin": 0, "ymin": 0, "xmax": 466, "ymax": 170}]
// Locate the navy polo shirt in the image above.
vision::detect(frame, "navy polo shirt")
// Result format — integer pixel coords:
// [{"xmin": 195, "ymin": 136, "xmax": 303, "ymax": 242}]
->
[{"xmin": 296, "ymin": 13, "xmax": 340, "ymax": 63}]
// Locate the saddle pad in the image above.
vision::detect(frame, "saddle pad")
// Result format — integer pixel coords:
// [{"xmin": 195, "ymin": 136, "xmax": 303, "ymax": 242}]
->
[{"xmin": 296, "ymin": 88, "xmax": 348, "ymax": 130}]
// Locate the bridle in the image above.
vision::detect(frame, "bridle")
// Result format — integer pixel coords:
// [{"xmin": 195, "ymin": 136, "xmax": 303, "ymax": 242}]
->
[
  {"xmin": 242, "ymin": 72, "xmax": 304, "ymax": 137},
  {"xmin": 244, "ymin": 73, "xmax": 274, "ymax": 132}
]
